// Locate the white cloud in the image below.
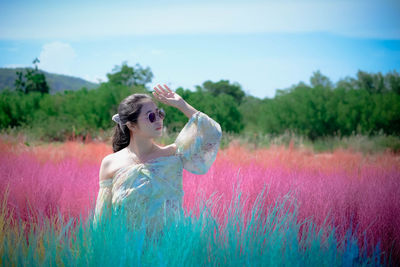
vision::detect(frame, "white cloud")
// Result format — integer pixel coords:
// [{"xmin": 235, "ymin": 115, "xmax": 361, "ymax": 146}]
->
[{"xmin": 38, "ymin": 41, "xmax": 77, "ymax": 75}]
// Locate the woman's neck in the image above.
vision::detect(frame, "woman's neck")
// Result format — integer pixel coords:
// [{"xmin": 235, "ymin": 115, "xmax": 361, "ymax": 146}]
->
[{"xmin": 127, "ymin": 136, "xmax": 156, "ymax": 157}]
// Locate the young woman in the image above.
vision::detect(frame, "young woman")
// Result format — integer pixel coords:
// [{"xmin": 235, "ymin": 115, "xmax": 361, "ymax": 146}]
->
[{"xmin": 93, "ymin": 84, "xmax": 222, "ymax": 236}]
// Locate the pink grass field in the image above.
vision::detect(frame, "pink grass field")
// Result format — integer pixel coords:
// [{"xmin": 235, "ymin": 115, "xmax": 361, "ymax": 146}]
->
[{"xmin": 0, "ymin": 137, "xmax": 399, "ymax": 263}]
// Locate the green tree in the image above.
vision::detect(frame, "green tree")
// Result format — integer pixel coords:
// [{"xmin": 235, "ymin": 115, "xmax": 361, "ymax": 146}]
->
[
  {"xmin": 14, "ymin": 58, "xmax": 50, "ymax": 94},
  {"xmin": 106, "ymin": 61, "xmax": 153, "ymax": 88},
  {"xmin": 355, "ymin": 70, "xmax": 388, "ymax": 94},
  {"xmin": 198, "ymin": 79, "xmax": 246, "ymax": 104},
  {"xmin": 310, "ymin": 70, "xmax": 333, "ymax": 88},
  {"xmin": 335, "ymin": 76, "xmax": 357, "ymax": 91},
  {"xmin": 385, "ymin": 70, "xmax": 400, "ymax": 94},
  {"xmin": 173, "ymin": 87, "xmax": 244, "ymax": 133},
  {"xmin": 238, "ymin": 95, "xmax": 263, "ymax": 132}
]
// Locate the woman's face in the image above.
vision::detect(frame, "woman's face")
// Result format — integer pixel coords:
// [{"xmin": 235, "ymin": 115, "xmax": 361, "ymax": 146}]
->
[{"xmin": 128, "ymin": 101, "xmax": 163, "ymax": 138}]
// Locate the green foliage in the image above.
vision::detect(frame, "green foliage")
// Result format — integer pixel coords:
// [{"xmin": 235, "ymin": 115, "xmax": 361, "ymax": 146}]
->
[
  {"xmin": 218, "ymin": 130, "xmax": 400, "ymax": 155},
  {"xmin": 0, "ymin": 67, "xmax": 99, "ymax": 94},
  {"xmin": 336, "ymin": 69, "xmax": 400, "ymax": 94},
  {"xmin": 310, "ymin": 70, "xmax": 333, "ymax": 88},
  {"xmin": 0, "ymin": 89, "xmax": 42, "ymax": 129},
  {"xmin": 238, "ymin": 69, "xmax": 400, "ymax": 141},
  {"xmin": 264, "ymin": 85, "xmax": 336, "ymax": 140},
  {"xmin": 174, "ymin": 87, "xmax": 244, "ymax": 133},
  {"xmin": 106, "ymin": 61, "xmax": 153, "ymax": 88},
  {"xmin": 238, "ymin": 95, "xmax": 263, "ymax": 133},
  {"xmin": 198, "ymin": 79, "xmax": 246, "ymax": 104},
  {"xmin": 14, "ymin": 58, "xmax": 50, "ymax": 94},
  {"xmin": 0, "ymin": 62, "xmax": 399, "ymax": 152}
]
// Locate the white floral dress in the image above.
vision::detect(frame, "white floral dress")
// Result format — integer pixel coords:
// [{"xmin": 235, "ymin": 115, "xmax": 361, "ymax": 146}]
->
[{"xmin": 93, "ymin": 111, "xmax": 222, "ymax": 234}]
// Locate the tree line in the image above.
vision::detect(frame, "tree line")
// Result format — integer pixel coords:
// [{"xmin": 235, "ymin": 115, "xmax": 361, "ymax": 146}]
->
[{"xmin": 0, "ymin": 59, "xmax": 399, "ymax": 141}]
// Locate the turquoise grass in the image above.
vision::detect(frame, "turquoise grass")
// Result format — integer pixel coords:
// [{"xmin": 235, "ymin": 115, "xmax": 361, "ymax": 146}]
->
[{"xmin": 1, "ymin": 186, "xmax": 384, "ymax": 266}]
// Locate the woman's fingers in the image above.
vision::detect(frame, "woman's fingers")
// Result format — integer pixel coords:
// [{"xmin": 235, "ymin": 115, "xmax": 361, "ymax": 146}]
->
[
  {"xmin": 153, "ymin": 91, "xmax": 162, "ymax": 99},
  {"xmin": 153, "ymin": 86, "xmax": 162, "ymax": 95},
  {"xmin": 156, "ymin": 84, "xmax": 167, "ymax": 94},
  {"xmin": 154, "ymin": 86, "xmax": 165, "ymax": 97},
  {"xmin": 153, "ymin": 91, "xmax": 167, "ymax": 102},
  {"xmin": 154, "ymin": 83, "xmax": 174, "ymax": 98},
  {"xmin": 164, "ymin": 84, "xmax": 173, "ymax": 94}
]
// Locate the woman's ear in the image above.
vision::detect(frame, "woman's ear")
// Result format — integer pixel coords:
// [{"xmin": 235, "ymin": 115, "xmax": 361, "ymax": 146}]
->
[
  {"xmin": 126, "ymin": 121, "xmax": 137, "ymax": 132},
  {"xmin": 125, "ymin": 121, "xmax": 131, "ymax": 131}
]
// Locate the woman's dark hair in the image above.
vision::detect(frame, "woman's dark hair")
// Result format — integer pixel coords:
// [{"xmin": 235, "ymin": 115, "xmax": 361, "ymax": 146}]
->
[{"xmin": 112, "ymin": 93, "xmax": 153, "ymax": 153}]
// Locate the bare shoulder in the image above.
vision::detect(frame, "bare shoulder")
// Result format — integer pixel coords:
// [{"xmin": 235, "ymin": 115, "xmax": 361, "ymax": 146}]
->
[
  {"xmin": 99, "ymin": 145, "xmax": 177, "ymax": 182},
  {"xmin": 99, "ymin": 151, "xmax": 125, "ymax": 182},
  {"xmin": 99, "ymin": 154, "xmax": 113, "ymax": 182}
]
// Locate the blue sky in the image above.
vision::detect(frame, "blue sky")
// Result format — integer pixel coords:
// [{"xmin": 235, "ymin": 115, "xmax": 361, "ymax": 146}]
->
[{"xmin": 0, "ymin": 0, "xmax": 399, "ymax": 99}]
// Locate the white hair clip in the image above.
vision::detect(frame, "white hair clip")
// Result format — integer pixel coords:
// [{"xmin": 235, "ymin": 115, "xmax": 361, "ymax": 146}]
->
[{"xmin": 112, "ymin": 113, "xmax": 124, "ymax": 131}]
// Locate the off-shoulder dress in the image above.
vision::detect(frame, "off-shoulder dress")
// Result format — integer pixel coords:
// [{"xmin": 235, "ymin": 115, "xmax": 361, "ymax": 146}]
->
[{"xmin": 93, "ymin": 110, "xmax": 222, "ymax": 234}]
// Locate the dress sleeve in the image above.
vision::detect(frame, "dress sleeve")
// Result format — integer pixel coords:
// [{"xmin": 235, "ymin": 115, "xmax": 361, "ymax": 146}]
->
[
  {"xmin": 174, "ymin": 110, "xmax": 222, "ymax": 174},
  {"xmin": 93, "ymin": 179, "xmax": 113, "ymax": 228}
]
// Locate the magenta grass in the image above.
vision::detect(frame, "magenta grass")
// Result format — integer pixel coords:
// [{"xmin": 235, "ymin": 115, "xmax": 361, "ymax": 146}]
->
[{"xmin": 0, "ymin": 139, "xmax": 399, "ymax": 263}]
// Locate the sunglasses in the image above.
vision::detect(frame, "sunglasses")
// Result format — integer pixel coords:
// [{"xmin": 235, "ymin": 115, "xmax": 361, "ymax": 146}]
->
[{"xmin": 146, "ymin": 108, "xmax": 165, "ymax": 123}]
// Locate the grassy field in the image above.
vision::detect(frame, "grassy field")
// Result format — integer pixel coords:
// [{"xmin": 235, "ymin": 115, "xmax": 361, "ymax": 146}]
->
[
  {"xmin": 0, "ymin": 133, "xmax": 398, "ymax": 265},
  {"xmin": 2, "ymin": 125, "xmax": 400, "ymax": 155}
]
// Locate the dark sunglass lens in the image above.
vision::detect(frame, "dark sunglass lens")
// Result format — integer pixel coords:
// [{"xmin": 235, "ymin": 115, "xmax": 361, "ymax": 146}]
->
[{"xmin": 149, "ymin": 112, "xmax": 156, "ymax": 123}]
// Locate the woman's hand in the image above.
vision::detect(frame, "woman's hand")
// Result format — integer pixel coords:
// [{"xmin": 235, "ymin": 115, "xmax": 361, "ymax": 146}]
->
[{"xmin": 152, "ymin": 84, "xmax": 185, "ymax": 108}]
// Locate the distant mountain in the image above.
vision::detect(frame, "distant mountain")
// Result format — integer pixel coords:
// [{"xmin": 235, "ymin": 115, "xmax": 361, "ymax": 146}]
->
[{"xmin": 0, "ymin": 67, "xmax": 100, "ymax": 94}]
